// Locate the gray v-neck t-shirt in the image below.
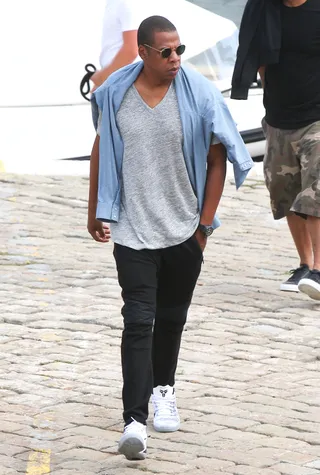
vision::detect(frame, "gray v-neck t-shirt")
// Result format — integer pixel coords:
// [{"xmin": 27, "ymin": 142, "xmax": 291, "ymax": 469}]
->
[{"xmin": 105, "ymin": 83, "xmax": 200, "ymax": 250}]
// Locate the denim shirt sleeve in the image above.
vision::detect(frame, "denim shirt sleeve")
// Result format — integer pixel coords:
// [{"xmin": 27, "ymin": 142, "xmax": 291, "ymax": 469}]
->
[{"xmin": 205, "ymin": 88, "xmax": 254, "ymax": 189}]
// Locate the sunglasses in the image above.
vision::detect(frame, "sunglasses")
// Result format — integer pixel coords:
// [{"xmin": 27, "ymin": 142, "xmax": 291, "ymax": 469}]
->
[{"xmin": 144, "ymin": 44, "xmax": 186, "ymax": 59}]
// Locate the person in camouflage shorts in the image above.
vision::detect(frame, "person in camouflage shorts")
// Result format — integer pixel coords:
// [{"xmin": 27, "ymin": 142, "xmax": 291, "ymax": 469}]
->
[
  {"xmin": 253, "ymin": 0, "xmax": 320, "ymax": 300},
  {"xmin": 232, "ymin": 0, "xmax": 320, "ymax": 298}
]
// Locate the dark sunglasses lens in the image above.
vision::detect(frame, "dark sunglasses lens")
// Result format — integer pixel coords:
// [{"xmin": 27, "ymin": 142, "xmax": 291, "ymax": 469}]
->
[
  {"xmin": 176, "ymin": 45, "xmax": 186, "ymax": 56},
  {"xmin": 161, "ymin": 48, "xmax": 172, "ymax": 59}
]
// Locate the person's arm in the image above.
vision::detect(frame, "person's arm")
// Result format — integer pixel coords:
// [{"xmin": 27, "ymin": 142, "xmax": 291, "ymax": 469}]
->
[
  {"xmin": 195, "ymin": 143, "xmax": 227, "ymax": 250},
  {"xmin": 91, "ymin": 30, "xmax": 138, "ymax": 89},
  {"xmin": 87, "ymin": 135, "xmax": 110, "ymax": 243},
  {"xmin": 258, "ymin": 66, "xmax": 266, "ymax": 89}
]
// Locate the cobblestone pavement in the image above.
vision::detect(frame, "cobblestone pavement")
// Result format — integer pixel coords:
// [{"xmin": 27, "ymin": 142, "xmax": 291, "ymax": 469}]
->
[{"xmin": 0, "ymin": 173, "xmax": 320, "ymax": 475}]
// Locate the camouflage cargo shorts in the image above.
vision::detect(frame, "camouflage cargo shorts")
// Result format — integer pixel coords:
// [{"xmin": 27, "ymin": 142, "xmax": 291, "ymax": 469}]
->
[{"xmin": 262, "ymin": 119, "xmax": 320, "ymax": 220}]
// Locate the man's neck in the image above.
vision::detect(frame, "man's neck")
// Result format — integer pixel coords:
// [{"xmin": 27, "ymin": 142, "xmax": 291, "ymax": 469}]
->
[
  {"xmin": 283, "ymin": 0, "xmax": 307, "ymax": 7},
  {"xmin": 139, "ymin": 67, "xmax": 173, "ymax": 89}
]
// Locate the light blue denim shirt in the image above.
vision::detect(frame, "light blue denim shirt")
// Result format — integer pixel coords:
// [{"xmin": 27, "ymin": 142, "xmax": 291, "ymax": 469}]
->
[{"xmin": 94, "ymin": 62, "xmax": 254, "ymax": 229}]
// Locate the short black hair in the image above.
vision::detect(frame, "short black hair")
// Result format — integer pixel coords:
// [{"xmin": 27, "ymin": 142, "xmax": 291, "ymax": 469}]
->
[{"xmin": 137, "ymin": 16, "xmax": 177, "ymax": 47}]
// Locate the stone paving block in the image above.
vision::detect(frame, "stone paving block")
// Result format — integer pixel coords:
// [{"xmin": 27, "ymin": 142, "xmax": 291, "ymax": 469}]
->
[
  {"xmin": 54, "ymin": 460, "xmax": 103, "ymax": 472},
  {"xmin": 102, "ymin": 471, "xmax": 191, "ymax": 475},
  {"xmin": 136, "ymin": 459, "xmax": 192, "ymax": 473},
  {"xmin": 209, "ymin": 428, "xmax": 270, "ymax": 444},
  {"xmin": 192, "ymin": 456, "xmax": 235, "ymax": 471},
  {"xmin": 248, "ymin": 448, "xmax": 317, "ymax": 466},
  {"xmin": 224, "ymin": 467, "xmax": 281, "ymax": 475},
  {"xmin": 271, "ymin": 463, "xmax": 320, "ymax": 475},
  {"xmin": 305, "ymin": 461, "xmax": 320, "ymax": 470},
  {"xmin": 0, "ymin": 454, "xmax": 25, "ymax": 471},
  {"xmin": 0, "ymin": 469, "xmax": 20, "ymax": 475},
  {"xmin": 57, "ymin": 434, "xmax": 115, "ymax": 452},
  {"xmin": 236, "ymin": 402, "xmax": 311, "ymax": 420},
  {"xmin": 54, "ymin": 447, "xmax": 111, "ymax": 462},
  {"xmin": 248, "ymin": 423, "xmax": 314, "ymax": 440},
  {"xmin": 256, "ymin": 436, "xmax": 318, "ymax": 453},
  {"xmin": 0, "ymin": 443, "xmax": 28, "ymax": 458},
  {"xmin": 178, "ymin": 447, "xmax": 276, "ymax": 469},
  {"xmin": 0, "ymin": 433, "xmax": 33, "ymax": 449},
  {"xmin": 3, "ymin": 393, "xmax": 57, "ymax": 407},
  {"xmin": 0, "ymin": 421, "xmax": 28, "ymax": 435}
]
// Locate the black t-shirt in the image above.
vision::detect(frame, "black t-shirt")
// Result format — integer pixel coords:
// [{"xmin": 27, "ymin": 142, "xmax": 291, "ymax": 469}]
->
[{"xmin": 264, "ymin": 0, "xmax": 320, "ymax": 129}]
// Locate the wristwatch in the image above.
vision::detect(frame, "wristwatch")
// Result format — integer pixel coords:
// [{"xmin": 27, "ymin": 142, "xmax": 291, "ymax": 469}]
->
[{"xmin": 198, "ymin": 224, "xmax": 214, "ymax": 237}]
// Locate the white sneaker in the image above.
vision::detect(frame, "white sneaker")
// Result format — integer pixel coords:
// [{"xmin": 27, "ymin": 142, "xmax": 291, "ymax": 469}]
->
[
  {"xmin": 118, "ymin": 418, "xmax": 147, "ymax": 460},
  {"xmin": 152, "ymin": 385, "xmax": 180, "ymax": 432},
  {"xmin": 298, "ymin": 270, "xmax": 320, "ymax": 300}
]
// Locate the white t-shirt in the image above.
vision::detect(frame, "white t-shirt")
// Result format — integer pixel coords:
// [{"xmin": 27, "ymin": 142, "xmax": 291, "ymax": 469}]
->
[{"xmin": 99, "ymin": 0, "xmax": 149, "ymax": 68}]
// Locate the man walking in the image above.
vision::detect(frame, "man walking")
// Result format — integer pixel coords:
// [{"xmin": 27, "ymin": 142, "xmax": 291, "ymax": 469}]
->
[
  {"xmin": 88, "ymin": 16, "xmax": 253, "ymax": 460},
  {"xmin": 232, "ymin": 0, "xmax": 320, "ymax": 299}
]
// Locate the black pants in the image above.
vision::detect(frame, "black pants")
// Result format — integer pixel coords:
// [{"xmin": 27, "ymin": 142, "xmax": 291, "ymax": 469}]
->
[{"xmin": 113, "ymin": 236, "xmax": 203, "ymax": 425}]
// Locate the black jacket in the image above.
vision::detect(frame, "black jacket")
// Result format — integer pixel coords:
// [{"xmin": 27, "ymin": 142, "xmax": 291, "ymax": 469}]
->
[{"xmin": 231, "ymin": 0, "xmax": 281, "ymax": 100}]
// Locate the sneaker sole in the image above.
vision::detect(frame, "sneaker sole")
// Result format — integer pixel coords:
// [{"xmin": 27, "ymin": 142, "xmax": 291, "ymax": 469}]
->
[
  {"xmin": 118, "ymin": 435, "xmax": 146, "ymax": 460},
  {"xmin": 280, "ymin": 283, "xmax": 299, "ymax": 292},
  {"xmin": 298, "ymin": 279, "xmax": 320, "ymax": 300},
  {"xmin": 154, "ymin": 422, "xmax": 180, "ymax": 433}
]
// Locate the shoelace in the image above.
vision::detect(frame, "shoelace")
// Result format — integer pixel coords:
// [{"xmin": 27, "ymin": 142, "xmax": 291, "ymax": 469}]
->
[
  {"xmin": 288, "ymin": 265, "xmax": 308, "ymax": 275},
  {"xmin": 154, "ymin": 399, "xmax": 177, "ymax": 417},
  {"xmin": 288, "ymin": 269, "xmax": 298, "ymax": 276},
  {"xmin": 124, "ymin": 419, "xmax": 146, "ymax": 436}
]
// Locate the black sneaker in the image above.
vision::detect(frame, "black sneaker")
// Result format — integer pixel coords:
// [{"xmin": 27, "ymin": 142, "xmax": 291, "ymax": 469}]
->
[
  {"xmin": 298, "ymin": 270, "xmax": 320, "ymax": 300},
  {"xmin": 280, "ymin": 264, "xmax": 310, "ymax": 292}
]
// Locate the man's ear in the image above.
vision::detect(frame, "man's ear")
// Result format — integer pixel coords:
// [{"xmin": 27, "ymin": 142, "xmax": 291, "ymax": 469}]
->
[{"xmin": 138, "ymin": 45, "xmax": 148, "ymax": 61}]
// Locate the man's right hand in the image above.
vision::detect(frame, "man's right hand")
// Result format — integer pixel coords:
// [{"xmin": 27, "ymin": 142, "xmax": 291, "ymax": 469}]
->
[
  {"xmin": 194, "ymin": 228, "xmax": 207, "ymax": 252},
  {"xmin": 90, "ymin": 69, "xmax": 106, "ymax": 92},
  {"xmin": 87, "ymin": 218, "xmax": 111, "ymax": 243}
]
